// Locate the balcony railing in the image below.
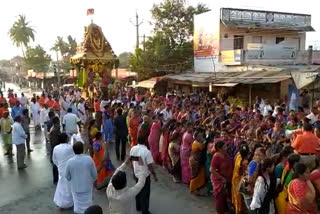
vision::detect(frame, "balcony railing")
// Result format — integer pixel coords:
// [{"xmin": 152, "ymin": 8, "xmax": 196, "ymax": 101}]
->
[
  {"xmin": 220, "ymin": 47, "xmax": 320, "ymax": 65},
  {"xmin": 221, "ymin": 8, "xmax": 312, "ymax": 28}
]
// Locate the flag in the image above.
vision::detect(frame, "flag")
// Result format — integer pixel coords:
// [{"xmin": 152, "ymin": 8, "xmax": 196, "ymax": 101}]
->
[{"xmin": 87, "ymin": 8, "xmax": 94, "ymax": 16}]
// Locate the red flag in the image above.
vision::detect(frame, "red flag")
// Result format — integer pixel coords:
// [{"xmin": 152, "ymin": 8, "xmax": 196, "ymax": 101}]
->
[{"xmin": 87, "ymin": 8, "xmax": 94, "ymax": 16}]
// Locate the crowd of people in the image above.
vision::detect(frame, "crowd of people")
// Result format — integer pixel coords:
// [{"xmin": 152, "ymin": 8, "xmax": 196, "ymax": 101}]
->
[{"xmin": 1, "ymin": 85, "xmax": 320, "ymax": 214}]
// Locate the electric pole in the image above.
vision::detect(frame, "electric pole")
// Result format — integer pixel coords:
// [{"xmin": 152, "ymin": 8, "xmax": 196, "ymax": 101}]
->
[{"xmin": 130, "ymin": 11, "xmax": 143, "ymax": 49}]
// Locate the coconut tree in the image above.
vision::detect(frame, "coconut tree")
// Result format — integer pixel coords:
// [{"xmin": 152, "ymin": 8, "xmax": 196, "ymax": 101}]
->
[
  {"xmin": 51, "ymin": 36, "xmax": 69, "ymax": 58},
  {"xmin": 9, "ymin": 15, "xmax": 35, "ymax": 57},
  {"xmin": 67, "ymin": 35, "xmax": 77, "ymax": 57}
]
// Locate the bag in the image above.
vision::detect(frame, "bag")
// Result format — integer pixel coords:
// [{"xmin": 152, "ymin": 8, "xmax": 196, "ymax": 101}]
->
[{"xmin": 238, "ymin": 176, "xmax": 252, "ymax": 196}]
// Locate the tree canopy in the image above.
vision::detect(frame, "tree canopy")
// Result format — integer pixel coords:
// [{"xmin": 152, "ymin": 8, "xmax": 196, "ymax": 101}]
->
[
  {"xmin": 129, "ymin": 0, "xmax": 209, "ymax": 79},
  {"xmin": 24, "ymin": 45, "xmax": 51, "ymax": 72},
  {"xmin": 51, "ymin": 36, "xmax": 69, "ymax": 58},
  {"xmin": 118, "ymin": 52, "xmax": 132, "ymax": 68},
  {"xmin": 67, "ymin": 35, "xmax": 77, "ymax": 57},
  {"xmin": 9, "ymin": 15, "xmax": 36, "ymax": 57}
]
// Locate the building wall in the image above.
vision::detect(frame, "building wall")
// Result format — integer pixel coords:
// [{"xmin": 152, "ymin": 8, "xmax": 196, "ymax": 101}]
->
[{"xmin": 219, "ymin": 23, "xmax": 306, "ymax": 51}]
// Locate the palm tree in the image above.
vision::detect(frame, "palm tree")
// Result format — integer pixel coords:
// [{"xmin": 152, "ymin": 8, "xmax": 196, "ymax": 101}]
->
[
  {"xmin": 51, "ymin": 36, "xmax": 69, "ymax": 58},
  {"xmin": 67, "ymin": 35, "xmax": 77, "ymax": 57},
  {"xmin": 9, "ymin": 15, "xmax": 35, "ymax": 57}
]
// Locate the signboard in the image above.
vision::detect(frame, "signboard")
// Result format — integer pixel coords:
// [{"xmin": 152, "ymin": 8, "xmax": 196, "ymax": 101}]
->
[
  {"xmin": 194, "ymin": 10, "xmax": 220, "ymax": 72},
  {"xmin": 221, "ymin": 49, "xmax": 243, "ymax": 65},
  {"xmin": 246, "ymin": 44, "xmax": 296, "ymax": 60}
]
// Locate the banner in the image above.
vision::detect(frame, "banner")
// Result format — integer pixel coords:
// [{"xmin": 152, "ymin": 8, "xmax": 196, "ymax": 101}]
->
[
  {"xmin": 288, "ymin": 84, "xmax": 299, "ymax": 111},
  {"xmin": 194, "ymin": 10, "xmax": 220, "ymax": 72}
]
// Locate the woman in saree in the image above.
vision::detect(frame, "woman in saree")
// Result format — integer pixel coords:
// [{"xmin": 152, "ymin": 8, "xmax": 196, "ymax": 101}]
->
[
  {"xmin": 129, "ymin": 110, "xmax": 140, "ymax": 147},
  {"xmin": 148, "ymin": 114, "xmax": 163, "ymax": 163},
  {"xmin": 138, "ymin": 115, "xmax": 151, "ymax": 140},
  {"xmin": 275, "ymin": 153, "xmax": 301, "ymax": 214},
  {"xmin": 88, "ymin": 119, "xmax": 99, "ymax": 157},
  {"xmin": 180, "ymin": 122, "xmax": 193, "ymax": 184},
  {"xmin": 211, "ymin": 141, "xmax": 234, "ymax": 214},
  {"xmin": 161, "ymin": 120, "xmax": 176, "ymax": 168},
  {"xmin": 240, "ymin": 118, "xmax": 257, "ymax": 142},
  {"xmin": 168, "ymin": 132, "xmax": 181, "ymax": 183},
  {"xmin": 266, "ymin": 120, "xmax": 286, "ymax": 156},
  {"xmin": 310, "ymin": 156, "xmax": 320, "ymax": 209},
  {"xmin": 92, "ymin": 132, "xmax": 113, "ymax": 187},
  {"xmin": 232, "ymin": 144, "xmax": 250, "ymax": 214},
  {"xmin": 189, "ymin": 130, "xmax": 206, "ymax": 195},
  {"xmin": 286, "ymin": 163, "xmax": 318, "ymax": 214}
]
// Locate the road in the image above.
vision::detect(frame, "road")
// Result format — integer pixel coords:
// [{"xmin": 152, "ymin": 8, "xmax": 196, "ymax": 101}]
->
[{"xmin": 0, "ymin": 83, "xmax": 215, "ymax": 214}]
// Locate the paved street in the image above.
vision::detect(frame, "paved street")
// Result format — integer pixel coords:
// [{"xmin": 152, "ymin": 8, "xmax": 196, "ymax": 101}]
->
[{"xmin": 0, "ymin": 86, "xmax": 215, "ymax": 214}]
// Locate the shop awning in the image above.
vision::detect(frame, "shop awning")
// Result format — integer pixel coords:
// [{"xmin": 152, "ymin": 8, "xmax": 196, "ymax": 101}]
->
[
  {"xmin": 291, "ymin": 72, "xmax": 318, "ymax": 89},
  {"xmin": 163, "ymin": 69, "xmax": 291, "ymax": 85}
]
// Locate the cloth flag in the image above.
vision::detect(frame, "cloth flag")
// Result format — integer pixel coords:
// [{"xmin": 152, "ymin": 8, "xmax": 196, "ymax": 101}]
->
[{"xmin": 87, "ymin": 8, "xmax": 94, "ymax": 16}]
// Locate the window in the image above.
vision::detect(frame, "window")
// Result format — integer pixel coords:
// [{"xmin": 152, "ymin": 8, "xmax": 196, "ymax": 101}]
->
[
  {"xmin": 234, "ymin": 35, "xmax": 244, "ymax": 49},
  {"xmin": 252, "ymin": 36, "xmax": 262, "ymax": 44},
  {"xmin": 276, "ymin": 37, "xmax": 285, "ymax": 44}
]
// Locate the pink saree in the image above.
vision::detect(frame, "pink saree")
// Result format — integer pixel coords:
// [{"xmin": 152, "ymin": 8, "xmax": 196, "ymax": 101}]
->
[
  {"xmin": 180, "ymin": 131, "xmax": 193, "ymax": 184},
  {"xmin": 148, "ymin": 121, "xmax": 162, "ymax": 163}
]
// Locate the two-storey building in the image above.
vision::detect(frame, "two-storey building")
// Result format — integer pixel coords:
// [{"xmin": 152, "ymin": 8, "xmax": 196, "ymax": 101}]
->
[{"xmin": 163, "ymin": 7, "xmax": 320, "ymax": 107}]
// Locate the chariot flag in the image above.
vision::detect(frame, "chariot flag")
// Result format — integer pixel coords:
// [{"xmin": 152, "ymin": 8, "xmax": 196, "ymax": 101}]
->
[{"xmin": 87, "ymin": 8, "xmax": 94, "ymax": 16}]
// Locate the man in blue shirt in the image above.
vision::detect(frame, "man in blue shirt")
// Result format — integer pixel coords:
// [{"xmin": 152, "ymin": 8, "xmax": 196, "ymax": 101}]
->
[
  {"xmin": 12, "ymin": 116, "xmax": 28, "ymax": 169},
  {"xmin": 11, "ymin": 101, "xmax": 23, "ymax": 120},
  {"xmin": 65, "ymin": 142, "xmax": 97, "ymax": 214}
]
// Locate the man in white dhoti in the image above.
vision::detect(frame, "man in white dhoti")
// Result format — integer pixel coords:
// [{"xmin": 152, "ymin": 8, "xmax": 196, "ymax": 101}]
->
[
  {"xmin": 65, "ymin": 142, "xmax": 97, "ymax": 214},
  {"xmin": 30, "ymin": 98, "xmax": 41, "ymax": 129},
  {"xmin": 19, "ymin": 93, "xmax": 28, "ymax": 109},
  {"xmin": 52, "ymin": 133, "xmax": 75, "ymax": 209},
  {"xmin": 40, "ymin": 104, "xmax": 50, "ymax": 141},
  {"xmin": 60, "ymin": 96, "xmax": 70, "ymax": 119},
  {"xmin": 77, "ymin": 98, "xmax": 87, "ymax": 124}
]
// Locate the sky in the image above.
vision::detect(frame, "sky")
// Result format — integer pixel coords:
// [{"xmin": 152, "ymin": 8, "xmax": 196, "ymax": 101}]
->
[{"xmin": 1, "ymin": 0, "xmax": 319, "ymax": 60}]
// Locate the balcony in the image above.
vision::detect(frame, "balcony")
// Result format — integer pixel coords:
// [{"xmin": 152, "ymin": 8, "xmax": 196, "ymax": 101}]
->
[{"xmin": 220, "ymin": 45, "xmax": 320, "ymax": 65}]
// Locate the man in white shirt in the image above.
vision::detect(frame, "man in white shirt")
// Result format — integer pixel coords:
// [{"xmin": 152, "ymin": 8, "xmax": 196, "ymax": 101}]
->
[
  {"xmin": 60, "ymin": 96, "xmax": 70, "ymax": 119},
  {"xmin": 160, "ymin": 105, "xmax": 172, "ymax": 122},
  {"xmin": 40, "ymin": 104, "xmax": 50, "ymax": 141},
  {"xmin": 30, "ymin": 97, "xmax": 41, "ymax": 129},
  {"xmin": 130, "ymin": 136, "xmax": 157, "ymax": 214},
  {"xmin": 306, "ymin": 107, "xmax": 318, "ymax": 125},
  {"xmin": 12, "ymin": 116, "xmax": 28, "ymax": 169},
  {"xmin": 63, "ymin": 108, "xmax": 81, "ymax": 137},
  {"xmin": 262, "ymin": 100, "xmax": 273, "ymax": 117},
  {"xmin": 19, "ymin": 93, "xmax": 28, "ymax": 109},
  {"xmin": 107, "ymin": 158, "xmax": 147, "ymax": 214},
  {"xmin": 100, "ymin": 98, "xmax": 109, "ymax": 113},
  {"xmin": 77, "ymin": 98, "xmax": 87, "ymax": 124},
  {"xmin": 75, "ymin": 89, "xmax": 82, "ymax": 100},
  {"xmin": 139, "ymin": 98, "xmax": 146, "ymax": 110},
  {"xmin": 53, "ymin": 133, "xmax": 75, "ymax": 209}
]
